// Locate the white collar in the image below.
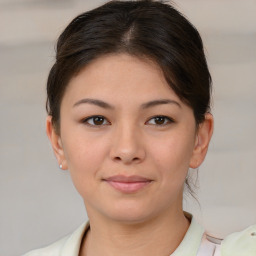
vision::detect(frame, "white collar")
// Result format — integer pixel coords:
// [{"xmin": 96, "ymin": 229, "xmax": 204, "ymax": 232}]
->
[
  {"xmin": 60, "ymin": 213, "xmax": 205, "ymax": 256},
  {"xmin": 171, "ymin": 212, "xmax": 205, "ymax": 256}
]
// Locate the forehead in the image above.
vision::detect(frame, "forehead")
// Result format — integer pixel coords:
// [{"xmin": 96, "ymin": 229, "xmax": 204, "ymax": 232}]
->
[{"xmin": 64, "ymin": 53, "xmax": 180, "ymax": 103}]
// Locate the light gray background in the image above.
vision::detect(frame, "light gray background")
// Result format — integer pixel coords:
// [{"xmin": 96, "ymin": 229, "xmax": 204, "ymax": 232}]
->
[{"xmin": 0, "ymin": 0, "xmax": 255, "ymax": 255}]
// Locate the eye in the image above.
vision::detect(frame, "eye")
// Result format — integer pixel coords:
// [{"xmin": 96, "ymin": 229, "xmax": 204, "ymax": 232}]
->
[
  {"xmin": 82, "ymin": 116, "xmax": 110, "ymax": 126},
  {"xmin": 147, "ymin": 116, "xmax": 174, "ymax": 126}
]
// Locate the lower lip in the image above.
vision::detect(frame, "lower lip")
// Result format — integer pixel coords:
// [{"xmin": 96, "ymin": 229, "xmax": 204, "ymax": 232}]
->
[{"xmin": 105, "ymin": 180, "xmax": 151, "ymax": 193}]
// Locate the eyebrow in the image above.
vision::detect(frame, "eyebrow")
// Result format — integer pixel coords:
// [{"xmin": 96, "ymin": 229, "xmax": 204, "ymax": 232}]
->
[
  {"xmin": 73, "ymin": 98, "xmax": 114, "ymax": 109},
  {"xmin": 73, "ymin": 98, "xmax": 181, "ymax": 109},
  {"xmin": 141, "ymin": 99, "xmax": 181, "ymax": 109}
]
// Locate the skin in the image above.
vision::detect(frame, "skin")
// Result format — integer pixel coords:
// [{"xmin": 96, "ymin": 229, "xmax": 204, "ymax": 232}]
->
[{"xmin": 46, "ymin": 53, "xmax": 213, "ymax": 256}]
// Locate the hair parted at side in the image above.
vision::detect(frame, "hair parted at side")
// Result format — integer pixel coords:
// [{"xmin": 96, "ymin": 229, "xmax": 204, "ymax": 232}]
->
[{"xmin": 46, "ymin": 0, "xmax": 212, "ymax": 134}]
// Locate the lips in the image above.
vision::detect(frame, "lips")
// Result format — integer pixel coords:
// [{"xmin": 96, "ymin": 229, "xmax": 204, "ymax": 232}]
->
[{"xmin": 103, "ymin": 175, "xmax": 152, "ymax": 193}]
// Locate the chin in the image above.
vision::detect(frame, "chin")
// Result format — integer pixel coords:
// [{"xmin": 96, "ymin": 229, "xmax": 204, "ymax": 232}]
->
[
  {"xmin": 100, "ymin": 200, "xmax": 160, "ymax": 225},
  {"xmin": 108, "ymin": 212, "xmax": 154, "ymax": 225}
]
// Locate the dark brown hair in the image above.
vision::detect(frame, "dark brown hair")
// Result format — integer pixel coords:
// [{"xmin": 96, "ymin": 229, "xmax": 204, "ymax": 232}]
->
[
  {"xmin": 46, "ymin": 0, "xmax": 212, "ymax": 134},
  {"xmin": 46, "ymin": 0, "xmax": 212, "ymax": 198}
]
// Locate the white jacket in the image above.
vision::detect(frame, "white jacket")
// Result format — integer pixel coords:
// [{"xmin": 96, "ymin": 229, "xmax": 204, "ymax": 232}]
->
[{"xmin": 23, "ymin": 214, "xmax": 256, "ymax": 256}]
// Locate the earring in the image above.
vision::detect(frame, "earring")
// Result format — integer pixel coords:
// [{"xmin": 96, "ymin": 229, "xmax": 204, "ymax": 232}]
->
[{"xmin": 59, "ymin": 164, "xmax": 63, "ymax": 169}]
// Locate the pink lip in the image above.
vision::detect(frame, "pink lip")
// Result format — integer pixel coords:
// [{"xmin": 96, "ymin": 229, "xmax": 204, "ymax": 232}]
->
[{"xmin": 103, "ymin": 175, "xmax": 152, "ymax": 193}]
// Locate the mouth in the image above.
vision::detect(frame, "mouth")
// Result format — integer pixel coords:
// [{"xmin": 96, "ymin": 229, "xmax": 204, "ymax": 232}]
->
[{"xmin": 103, "ymin": 175, "xmax": 152, "ymax": 193}]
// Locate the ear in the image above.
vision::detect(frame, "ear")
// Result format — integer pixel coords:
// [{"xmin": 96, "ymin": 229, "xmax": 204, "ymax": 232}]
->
[
  {"xmin": 189, "ymin": 113, "xmax": 214, "ymax": 169},
  {"xmin": 46, "ymin": 116, "xmax": 68, "ymax": 170}
]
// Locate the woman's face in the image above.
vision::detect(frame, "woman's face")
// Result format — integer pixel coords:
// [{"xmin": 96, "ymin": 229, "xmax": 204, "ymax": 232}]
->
[{"xmin": 47, "ymin": 54, "xmax": 213, "ymax": 224}]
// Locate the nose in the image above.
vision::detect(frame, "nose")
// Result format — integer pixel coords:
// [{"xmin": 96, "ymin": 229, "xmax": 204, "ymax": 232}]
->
[{"xmin": 109, "ymin": 123, "xmax": 146, "ymax": 165}]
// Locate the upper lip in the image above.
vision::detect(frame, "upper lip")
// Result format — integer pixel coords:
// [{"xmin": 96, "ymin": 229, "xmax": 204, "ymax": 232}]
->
[{"xmin": 103, "ymin": 175, "xmax": 152, "ymax": 183}]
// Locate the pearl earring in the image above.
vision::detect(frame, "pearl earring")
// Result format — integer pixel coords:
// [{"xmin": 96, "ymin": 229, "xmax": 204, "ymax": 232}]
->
[{"xmin": 59, "ymin": 164, "xmax": 63, "ymax": 169}]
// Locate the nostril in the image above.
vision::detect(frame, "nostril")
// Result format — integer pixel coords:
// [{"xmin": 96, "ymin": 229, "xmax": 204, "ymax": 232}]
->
[{"xmin": 113, "ymin": 155, "xmax": 141, "ymax": 164}]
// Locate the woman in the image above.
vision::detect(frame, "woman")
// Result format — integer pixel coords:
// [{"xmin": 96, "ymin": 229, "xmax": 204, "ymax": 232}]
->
[{"xmin": 24, "ymin": 1, "xmax": 255, "ymax": 255}]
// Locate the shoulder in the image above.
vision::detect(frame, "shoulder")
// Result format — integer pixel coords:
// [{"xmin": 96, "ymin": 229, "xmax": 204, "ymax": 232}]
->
[
  {"xmin": 220, "ymin": 224, "xmax": 256, "ymax": 256},
  {"xmin": 22, "ymin": 222, "xmax": 89, "ymax": 256},
  {"xmin": 22, "ymin": 235, "xmax": 69, "ymax": 256},
  {"xmin": 201, "ymin": 224, "xmax": 256, "ymax": 256}
]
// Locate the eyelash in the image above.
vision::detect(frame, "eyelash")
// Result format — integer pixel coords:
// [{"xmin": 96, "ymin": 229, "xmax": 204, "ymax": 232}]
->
[
  {"xmin": 82, "ymin": 115, "xmax": 174, "ymax": 127},
  {"xmin": 82, "ymin": 116, "xmax": 110, "ymax": 126},
  {"xmin": 147, "ymin": 116, "xmax": 174, "ymax": 126}
]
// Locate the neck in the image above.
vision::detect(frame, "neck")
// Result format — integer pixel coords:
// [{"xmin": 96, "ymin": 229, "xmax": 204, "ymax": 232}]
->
[{"xmin": 80, "ymin": 208, "xmax": 190, "ymax": 256}]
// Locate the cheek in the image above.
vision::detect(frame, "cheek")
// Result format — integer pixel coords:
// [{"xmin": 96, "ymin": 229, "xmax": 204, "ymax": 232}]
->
[
  {"xmin": 148, "ymin": 130, "xmax": 195, "ymax": 181},
  {"xmin": 63, "ymin": 128, "xmax": 108, "ymax": 164},
  {"xmin": 62, "ymin": 133, "xmax": 110, "ymax": 187}
]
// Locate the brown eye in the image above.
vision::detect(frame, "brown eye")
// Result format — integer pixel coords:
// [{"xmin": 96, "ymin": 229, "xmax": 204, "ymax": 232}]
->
[
  {"xmin": 83, "ymin": 116, "xmax": 109, "ymax": 126},
  {"xmin": 147, "ymin": 116, "xmax": 173, "ymax": 126},
  {"xmin": 154, "ymin": 116, "xmax": 166, "ymax": 125},
  {"xmin": 93, "ymin": 116, "xmax": 104, "ymax": 125}
]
